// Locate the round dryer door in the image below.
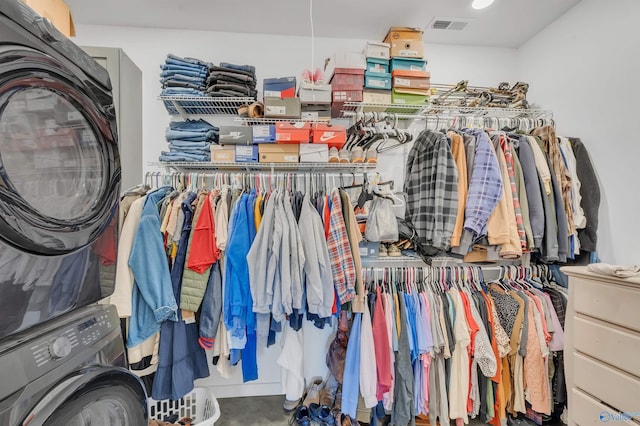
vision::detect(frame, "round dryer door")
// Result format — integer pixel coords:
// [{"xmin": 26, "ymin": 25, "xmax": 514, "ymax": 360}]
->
[
  {"xmin": 42, "ymin": 383, "xmax": 147, "ymax": 426},
  {"xmin": 0, "ymin": 47, "xmax": 120, "ymax": 255}
]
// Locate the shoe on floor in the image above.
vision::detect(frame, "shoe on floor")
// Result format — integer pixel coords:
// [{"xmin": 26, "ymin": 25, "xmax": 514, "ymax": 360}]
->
[
  {"xmin": 283, "ymin": 397, "xmax": 301, "ymax": 413},
  {"xmin": 302, "ymin": 376, "xmax": 324, "ymax": 407},
  {"xmin": 289, "ymin": 405, "xmax": 312, "ymax": 426},
  {"xmin": 309, "ymin": 403, "xmax": 336, "ymax": 426}
]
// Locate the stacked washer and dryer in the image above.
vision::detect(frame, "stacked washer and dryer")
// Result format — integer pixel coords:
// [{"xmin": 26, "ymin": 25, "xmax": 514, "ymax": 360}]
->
[{"xmin": 0, "ymin": 1, "xmax": 147, "ymax": 425}]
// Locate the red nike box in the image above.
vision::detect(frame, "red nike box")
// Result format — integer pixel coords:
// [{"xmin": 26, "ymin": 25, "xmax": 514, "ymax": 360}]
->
[{"xmin": 312, "ymin": 124, "xmax": 346, "ymax": 149}]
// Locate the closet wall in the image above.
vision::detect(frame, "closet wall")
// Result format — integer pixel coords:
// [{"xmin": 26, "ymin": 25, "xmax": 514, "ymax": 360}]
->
[
  {"xmin": 518, "ymin": 0, "xmax": 640, "ymax": 265},
  {"xmin": 71, "ymin": 24, "xmax": 520, "ymax": 167}
]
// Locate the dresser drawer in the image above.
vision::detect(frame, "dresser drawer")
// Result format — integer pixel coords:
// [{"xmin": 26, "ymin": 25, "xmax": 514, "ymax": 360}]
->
[
  {"xmin": 574, "ymin": 315, "xmax": 640, "ymax": 377},
  {"xmin": 572, "ymin": 276, "xmax": 640, "ymax": 332},
  {"xmin": 574, "ymin": 352, "xmax": 640, "ymax": 421},
  {"xmin": 571, "ymin": 388, "xmax": 637, "ymax": 426}
]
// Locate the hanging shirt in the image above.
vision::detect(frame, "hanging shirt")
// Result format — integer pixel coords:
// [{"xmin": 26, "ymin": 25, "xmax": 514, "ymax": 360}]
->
[
  {"xmin": 360, "ymin": 307, "xmax": 378, "ymax": 408},
  {"xmin": 326, "ymin": 190, "xmax": 356, "ymax": 304},
  {"xmin": 373, "ymin": 287, "xmax": 393, "ymax": 401}
]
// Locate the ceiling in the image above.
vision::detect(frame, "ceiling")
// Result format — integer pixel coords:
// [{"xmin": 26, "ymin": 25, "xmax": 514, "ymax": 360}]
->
[{"xmin": 65, "ymin": 0, "xmax": 580, "ymax": 48}]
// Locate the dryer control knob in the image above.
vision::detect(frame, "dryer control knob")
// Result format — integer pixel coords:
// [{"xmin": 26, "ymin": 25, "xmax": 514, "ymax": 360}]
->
[{"xmin": 49, "ymin": 336, "xmax": 72, "ymax": 360}]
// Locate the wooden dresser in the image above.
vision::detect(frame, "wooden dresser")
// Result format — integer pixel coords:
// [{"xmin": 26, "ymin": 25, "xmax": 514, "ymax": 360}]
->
[{"xmin": 562, "ymin": 266, "xmax": 640, "ymax": 426}]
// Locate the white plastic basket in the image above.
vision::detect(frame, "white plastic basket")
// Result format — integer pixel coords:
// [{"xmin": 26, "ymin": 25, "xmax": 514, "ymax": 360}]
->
[{"xmin": 148, "ymin": 387, "xmax": 221, "ymax": 426}]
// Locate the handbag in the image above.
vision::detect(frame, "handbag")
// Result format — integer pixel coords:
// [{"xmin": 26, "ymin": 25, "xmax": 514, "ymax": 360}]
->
[{"xmin": 365, "ymin": 195, "xmax": 399, "ymax": 242}]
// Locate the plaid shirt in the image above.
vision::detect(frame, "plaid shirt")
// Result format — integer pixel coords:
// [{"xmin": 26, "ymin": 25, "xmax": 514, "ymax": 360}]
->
[
  {"xmin": 326, "ymin": 190, "xmax": 356, "ymax": 304},
  {"xmin": 462, "ymin": 130, "xmax": 502, "ymax": 237},
  {"xmin": 404, "ymin": 129, "xmax": 458, "ymax": 252}
]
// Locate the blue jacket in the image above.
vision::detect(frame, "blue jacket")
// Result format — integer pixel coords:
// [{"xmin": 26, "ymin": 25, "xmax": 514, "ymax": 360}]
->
[{"xmin": 127, "ymin": 187, "xmax": 178, "ymax": 347}]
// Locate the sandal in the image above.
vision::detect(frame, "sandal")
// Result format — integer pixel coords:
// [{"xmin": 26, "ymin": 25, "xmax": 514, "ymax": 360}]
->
[
  {"xmin": 248, "ymin": 101, "xmax": 264, "ymax": 118},
  {"xmin": 237, "ymin": 104, "xmax": 250, "ymax": 118}
]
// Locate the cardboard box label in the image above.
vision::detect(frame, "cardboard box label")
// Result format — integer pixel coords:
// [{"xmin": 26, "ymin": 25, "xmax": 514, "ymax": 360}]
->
[
  {"xmin": 410, "ymin": 65, "xmax": 424, "ymax": 71},
  {"xmin": 394, "ymin": 99, "xmax": 406, "ymax": 104},
  {"xmin": 236, "ymin": 146, "xmax": 254, "ymax": 156},
  {"xmin": 264, "ymin": 90, "xmax": 280, "ymax": 97},
  {"xmin": 395, "ymin": 78, "xmax": 411, "ymax": 87},
  {"xmin": 302, "ymin": 111, "xmax": 319, "ymax": 119},
  {"xmin": 399, "ymin": 50, "xmax": 420, "ymax": 58},
  {"xmin": 359, "ymin": 246, "xmax": 369, "ymax": 256},
  {"xmin": 368, "ymin": 79, "xmax": 387, "ymax": 88},
  {"xmin": 253, "ymin": 126, "xmax": 272, "ymax": 138},
  {"xmin": 276, "ymin": 133, "xmax": 291, "ymax": 141},
  {"xmin": 266, "ymin": 106, "xmax": 286, "ymax": 116},
  {"xmin": 284, "ymin": 155, "xmax": 298, "ymax": 162}
]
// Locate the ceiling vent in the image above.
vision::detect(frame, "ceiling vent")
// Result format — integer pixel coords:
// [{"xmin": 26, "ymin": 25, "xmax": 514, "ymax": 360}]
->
[{"xmin": 429, "ymin": 17, "xmax": 472, "ymax": 31}]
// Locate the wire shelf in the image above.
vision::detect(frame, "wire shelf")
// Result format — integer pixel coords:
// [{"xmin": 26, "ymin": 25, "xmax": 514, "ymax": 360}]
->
[
  {"xmin": 149, "ymin": 161, "xmax": 378, "ymax": 172},
  {"xmin": 159, "ymin": 95, "xmax": 255, "ymax": 116},
  {"xmin": 340, "ymin": 102, "xmax": 553, "ymax": 120},
  {"xmin": 235, "ymin": 117, "xmax": 331, "ymax": 125},
  {"xmin": 341, "ymin": 102, "xmax": 429, "ymax": 115}
]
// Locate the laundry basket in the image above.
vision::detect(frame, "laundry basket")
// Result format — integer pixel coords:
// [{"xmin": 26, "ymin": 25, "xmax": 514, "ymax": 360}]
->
[{"xmin": 148, "ymin": 387, "xmax": 220, "ymax": 426}]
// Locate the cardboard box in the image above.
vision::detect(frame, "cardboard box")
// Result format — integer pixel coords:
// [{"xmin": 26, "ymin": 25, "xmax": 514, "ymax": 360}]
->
[
  {"xmin": 298, "ymin": 81, "xmax": 332, "ymax": 104},
  {"xmin": 22, "ymin": 0, "xmax": 76, "ymax": 38},
  {"xmin": 392, "ymin": 70, "xmax": 431, "ymax": 91},
  {"xmin": 390, "ymin": 57, "xmax": 427, "ymax": 72},
  {"xmin": 366, "ymin": 58, "xmax": 390, "ymax": 74},
  {"xmin": 324, "ymin": 52, "xmax": 366, "ymax": 82},
  {"xmin": 364, "ymin": 41, "xmax": 390, "ymax": 60},
  {"xmin": 359, "ymin": 241, "xmax": 379, "ymax": 258},
  {"xmin": 263, "ymin": 77, "xmax": 296, "ymax": 98},
  {"xmin": 259, "ymin": 144, "xmax": 299, "ymax": 163},
  {"xmin": 312, "ymin": 124, "xmax": 346, "ymax": 149},
  {"xmin": 383, "ymin": 27, "xmax": 424, "ymax": 59},
  {"xmin": 392, "ymin": 89, "xmax": 428, "ymax": 105},
  {"xmin": 363, "ymin": 89, "xmax": 392, "ymax": 104},
  {"xmin": 301, "ymin": 105, "xmax": 332, "ymax": 121},
  {"xmin": 365, "ymin": 72, "xmax": 392, "ymax": 90},
  {"xmin": 252, "ymin": 125, "xmax": 276, "ymax": 143},
  {"xmin": 219, "ymin": 126, "xmax": 253, "ymax": 145},
  {"xmin": 300, "ymin": 143, "xmax": 329, "ymax": 163},
  {"xmin": 330, "ymin": 68, "xmax": 365, "ymax": 91},
  {"xmin": 265, "ymin": 97, "xmax": 302, "ymax": 119},
  {"xmin": 210, "ymin": 145, "xmax": 235, "ymax": 162},
  {"xmin": 275, "ymin": 122, "xmax": 311, "ymax": 143},
  {"xmin": 235, "ymin": 145, "xmax": 259, "ymax": 163}
]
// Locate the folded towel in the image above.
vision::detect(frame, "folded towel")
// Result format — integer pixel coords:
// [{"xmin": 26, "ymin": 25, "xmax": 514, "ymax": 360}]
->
[{"xmin": 587, "ymin": 263, "xmax": 640, "ymax": 278}]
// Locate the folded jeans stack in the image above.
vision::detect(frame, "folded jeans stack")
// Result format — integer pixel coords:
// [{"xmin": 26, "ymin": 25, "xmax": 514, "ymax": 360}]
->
[
  {"xmin": 160, "ymin": 54, "xmax": 212, "ymax": 98},
  {"xmin": 206, "ymin": 62, "xmax": 258, "ymax": 98},
  {"xmin": 159, "ymin": 119, "xmax": 219, "ymax": 162}
]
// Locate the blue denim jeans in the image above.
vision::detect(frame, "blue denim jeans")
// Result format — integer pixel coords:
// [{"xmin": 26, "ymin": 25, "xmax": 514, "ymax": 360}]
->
[
  {"xmin": 167, "ymin": 54, "xmax": 210, "ymax": 67},
  {"xmin": 160, "ymin": 87, "xmax": 205, "ymax": 96},
  {"xmin": 161, "ymin": 69, "xmax": 207, "ymax": 79},
  {"xmin": 160, "ymin": 73, "xmax": 206, "ymax": 82},
  {"xmin": 165, "ymin": 130, "xmax": 217, "ymax": 141},
  {"xmin": 220, "ymin": 62, "xmax": 255, "ymax": 75},
  {"xmin": 159, "ymin": 151, "xmax": 210, "ymax": 162},
  {"xmin": 161, "ymin": 64, "xmax": 208, "ymax": 74},
  {"xmin": 169, "ymin": 119, "xmax": 218, "ymax": 131},
  {"xmin": 168, "ymin": 141, "xmax": 211, "ymax": 150}
]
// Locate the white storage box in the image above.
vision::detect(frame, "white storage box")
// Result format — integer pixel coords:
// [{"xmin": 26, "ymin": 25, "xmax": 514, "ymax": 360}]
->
[
  {"xmin": 363, "ymin": 41, "xmax": 391, "ymax": 60},
  {"xmin": 148, "ymin": 388, "xmax": 220, "ymax": 426}
]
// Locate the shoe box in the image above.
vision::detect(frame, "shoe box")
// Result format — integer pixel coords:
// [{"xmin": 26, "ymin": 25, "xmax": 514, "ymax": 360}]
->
[
  {"xmin": 210, "ymin": 145, "xmax": 236, "ymax": 162},
  {"xmin": 363, "ymin": 41, "xmax": 390, "ymax": 60},
  {"xmin": 365, "ymin": 72, "xmax": 392, "ymax": 90},
  {"xmin": 275, "ymin": 122, "xmax": 311, "ymax": 143},
  {"xmin": 263, "ymin": 76, "xmax": 296, "ymax": 98},
  {"xmin": 265, "ymin": 97, "xmax": 302, "ymax": 119},
  {"xmin": 383, "ymin": 27, "xmax": 424, "ymax": 59},
  {"xmin": 219, "ymin": 126, "xmax": 253, "ymax": 145},
  {"xmin": 366, "ymin": 57, "xmax": 390, "ymax": 75},
  {"xmin": 363, "ymin": 89, "xmax": 392, "ymax": 105},
  {"xmin": 311, "ymin": 124, "xmax": 346, "ymax": 149},
  {"xmin": 392, "ymin": 70, "xmax": 431, "ymax": 92},
  {"xmin": 391, "ymin": 89, "xmax": 428, "ymax": 105},
  {"xmin": 235, "ymin": 145, "xmax": 259, "ymax": 163},
  {"xmin": 259, "ymin": 144, "xmax": 300, "ymax": 163},
  {"xmin": 390, "ymin": 57, "xmax": 427, "ymax": 72},
  {"xmin": 301, "ymin": 105, "xmax": 331, "ymax": 121},
  {"xmin": 298, "ymin": 81, "xmax": 332, "ymax": 104},
  {"xmin": 252, "ymin": 125, "xmax": 276, "ymax": 143},
  {"xmin": 300, "ymin": 144, "xmax": 329, "ymax": 162},
  {"xmin": 330, "ymin": 68, "xmax": 365, "ymax": 91}
]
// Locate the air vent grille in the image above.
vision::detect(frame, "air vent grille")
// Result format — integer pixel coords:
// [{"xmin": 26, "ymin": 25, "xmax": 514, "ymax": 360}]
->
[{"xmin": 429, "ymin": 17, "xmax": 472, "ymax": 31}]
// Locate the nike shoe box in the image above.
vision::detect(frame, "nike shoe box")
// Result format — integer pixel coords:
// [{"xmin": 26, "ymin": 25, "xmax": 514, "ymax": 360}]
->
[
  {"xmin": 263, "ymin": 77, "xmax": 297, "ymax": 98},
  {"xmin": 275, "ymin": 122, "xmax": 311, "ymax": 144},
  {"xmin": 252, "ymin": 125, "xmax": 276, "ymax": 143},
  {"xmin": 219, "ymin": 126, "xmax": 253, "ymax": 145},
  {"xmin": 312, "ymin": 124, "xmax": 346, "ymax": 149}
]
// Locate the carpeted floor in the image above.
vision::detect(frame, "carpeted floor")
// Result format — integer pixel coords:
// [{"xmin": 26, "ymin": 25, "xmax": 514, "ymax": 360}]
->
[{"xmin": 217, "ymin": 395, "xmax": 291, "ymax": 426}]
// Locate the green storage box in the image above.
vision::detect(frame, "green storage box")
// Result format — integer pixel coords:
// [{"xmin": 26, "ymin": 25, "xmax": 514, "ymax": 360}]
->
[{"xmin": 391, "ymin": 89, "xmax": 428, "ymax": 105}]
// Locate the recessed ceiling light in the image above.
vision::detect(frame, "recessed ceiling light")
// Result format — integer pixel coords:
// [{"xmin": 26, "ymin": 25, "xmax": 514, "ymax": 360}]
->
[{"xmin": 472, "ymin": 0, "xmax": 495, "ymax": 9}]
